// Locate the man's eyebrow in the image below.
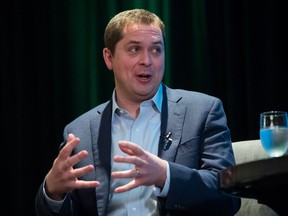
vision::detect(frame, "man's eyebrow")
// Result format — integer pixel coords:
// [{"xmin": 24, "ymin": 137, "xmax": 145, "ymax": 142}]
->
[
  {"xmin": 152, "ymin": 40, "xmax": 164, "ymax": 46},
  {"xmin": 126, "ymin": 40, "xmax": 164, "ymax": 45},
  {"xmin": 126, "ymin": 40, "xmax": 141, "ymax": 45}
]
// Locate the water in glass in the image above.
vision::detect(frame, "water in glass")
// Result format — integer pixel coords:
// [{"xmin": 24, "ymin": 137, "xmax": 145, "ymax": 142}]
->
[{"xmin": 260, "ymin": 111, "xmax": 288, "ymax": 157}]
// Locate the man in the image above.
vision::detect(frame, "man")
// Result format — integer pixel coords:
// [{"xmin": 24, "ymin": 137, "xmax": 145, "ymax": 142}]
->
[{"xmin": 35, "ymin": 8, "xmax": 240, "ymax": 216}]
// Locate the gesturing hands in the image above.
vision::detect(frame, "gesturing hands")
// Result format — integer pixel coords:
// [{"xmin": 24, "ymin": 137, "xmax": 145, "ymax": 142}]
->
[
  {"xmin": 45, "ymin": 135, "xmax": 167, "ymax": 201},
  {"xmin": 111, "ymin": 140, "xmax": 167, "ymax": 193},
  {"xmin": 45, "ymin": 134, "xmax": 100, "ymax": 200}
]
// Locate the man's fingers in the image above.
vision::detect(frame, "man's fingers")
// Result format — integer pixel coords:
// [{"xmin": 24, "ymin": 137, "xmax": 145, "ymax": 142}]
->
[
  {"xmin": 61, "ymin": 150, "xmax": 89, "ymax": 170},
  {"xmin": 54, "ymin": 133, "xmax": 90, "ymax": 171},
  {"xmin": 111, "ymin": 168, "xmax": 138, "ymax": 179},
  {"xmin": 72, "ymin": 164, "xmax": 95, "ymax": 179},
  {"xmin": 118, "ymin": 140, "xmax": 143, "ymax": 155},
  {"xmin": 114, "ymin": 179, "xmax": 138, "ymax": 193},
  {"xmin": 75, "ymin": 180, "xmax": 101, "ymax": 189},
  {"xmin": 59, "ymin": 134, "xmax": 80, "ymax": 160}
]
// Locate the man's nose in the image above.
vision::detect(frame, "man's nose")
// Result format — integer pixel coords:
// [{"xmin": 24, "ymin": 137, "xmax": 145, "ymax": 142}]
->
[{"xmin": 139, "ymin": 50, "xmax": 152, "ymax": 66}]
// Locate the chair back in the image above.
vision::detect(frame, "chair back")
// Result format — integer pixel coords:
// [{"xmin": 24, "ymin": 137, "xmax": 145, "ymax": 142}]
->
[{"xmin": 231, "ymin": 139, "xmax": 278, "ymax": 216}]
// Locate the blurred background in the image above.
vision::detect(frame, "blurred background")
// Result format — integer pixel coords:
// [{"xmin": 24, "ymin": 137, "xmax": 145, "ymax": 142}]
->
[{"xmin": 1, "ymin": 0, "xmax": 286, "ymax": 215}]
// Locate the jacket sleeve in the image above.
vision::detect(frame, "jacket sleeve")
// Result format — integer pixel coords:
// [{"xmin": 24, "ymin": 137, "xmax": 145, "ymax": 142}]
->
[{"xmin": 35, "ymin": 182, "xmax": 60, "ymax": 216}]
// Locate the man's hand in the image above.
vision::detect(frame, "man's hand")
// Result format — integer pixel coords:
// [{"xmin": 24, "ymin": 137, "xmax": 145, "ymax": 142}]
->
[
  {"xmin": 111, "ymin": 140, "xmax": 167, "ymax": 193},
  {"xmin": 45, "ymin": 133, "xmax": 100, "ymax": 200}
]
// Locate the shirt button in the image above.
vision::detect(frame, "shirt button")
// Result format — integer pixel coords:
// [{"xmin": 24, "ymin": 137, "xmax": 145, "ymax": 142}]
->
[{"xmin": 132, "ymin": 207, "xmax": 136, "ymax": 212}]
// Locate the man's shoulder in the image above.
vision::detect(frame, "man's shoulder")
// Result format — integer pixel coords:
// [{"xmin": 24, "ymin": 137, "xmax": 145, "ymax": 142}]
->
[
  {"xmin": 165, "ymin": 85, "xmax": 219, "ymax": 103},
  {"xmin": 68, "ymin": 101, "xmax": 110, "ymax": 125}
]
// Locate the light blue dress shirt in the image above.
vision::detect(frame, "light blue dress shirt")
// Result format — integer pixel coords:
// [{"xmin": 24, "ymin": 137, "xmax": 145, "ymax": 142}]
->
[{"xmin": 108, "ymin": 85, "xmax": 163, "ymax": 216}]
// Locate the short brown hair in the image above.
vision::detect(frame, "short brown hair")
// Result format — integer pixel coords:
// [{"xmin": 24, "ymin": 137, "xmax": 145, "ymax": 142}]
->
[{"xmin": 104, "ymin": 9, "xmax": 165, "ymax": 55}]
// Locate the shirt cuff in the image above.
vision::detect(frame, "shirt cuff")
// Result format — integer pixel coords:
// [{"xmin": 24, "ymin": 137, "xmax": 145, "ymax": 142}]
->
[
  {"xmin": 43, "ymin": 180, "xmax": 65, "ymax": 213},
  {"xmin": 154, "ymin": 161, "xmax": 170, "ymax": 197}
]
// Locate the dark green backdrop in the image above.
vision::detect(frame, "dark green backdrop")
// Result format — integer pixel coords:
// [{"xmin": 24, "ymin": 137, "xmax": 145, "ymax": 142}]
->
[{"xmin": 1, "ymin": 0, "xmax": 286, "ymax": 215}]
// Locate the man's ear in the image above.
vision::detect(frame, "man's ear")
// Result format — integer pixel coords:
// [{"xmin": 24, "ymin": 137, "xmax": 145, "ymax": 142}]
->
[{"xmin": 103, "ymin": 48, "xmax": 113, "ymax": 70}]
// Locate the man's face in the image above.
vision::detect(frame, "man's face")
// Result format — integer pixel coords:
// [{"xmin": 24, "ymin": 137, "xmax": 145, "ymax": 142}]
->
[{"xmin": 106, "ymin": 23, "xmax": 165, "ymax": 103}]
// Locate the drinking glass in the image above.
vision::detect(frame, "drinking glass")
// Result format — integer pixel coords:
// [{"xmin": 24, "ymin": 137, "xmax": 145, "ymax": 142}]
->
[{"xmin": 260, "ymin": 111, "xmax": 288, "ymax": 157}]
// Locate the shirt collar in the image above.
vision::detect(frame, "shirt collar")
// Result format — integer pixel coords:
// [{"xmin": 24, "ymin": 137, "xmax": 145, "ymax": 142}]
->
[{"xmin": 112, "ymin": 84, "xmax": 163, "ymax": 114}]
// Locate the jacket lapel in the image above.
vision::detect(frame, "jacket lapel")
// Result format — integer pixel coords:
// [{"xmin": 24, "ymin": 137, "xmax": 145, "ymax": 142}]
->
[
  {"xmin": 90, "ymin": 101, "xmax": 112, "ymax": 216},
  {"xmin": 158, "ymin": 85, "xmax": 186, "ymax": 161}
]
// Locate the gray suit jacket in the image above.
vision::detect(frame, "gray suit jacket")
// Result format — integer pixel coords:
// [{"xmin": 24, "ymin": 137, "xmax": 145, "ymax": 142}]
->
[{"xmin": 35, "ymin": 84, "xmax": 241, "ymax": 216}]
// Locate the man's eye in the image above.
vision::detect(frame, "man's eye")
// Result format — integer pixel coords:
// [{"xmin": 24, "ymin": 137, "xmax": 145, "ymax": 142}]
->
[
  {"xmin": 130, "ymin": 47, "xmax": 139, "ymax": 53},
  {"xmin": 153, "ymin": 47, "xmax": 162, "ymax": 54}
]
